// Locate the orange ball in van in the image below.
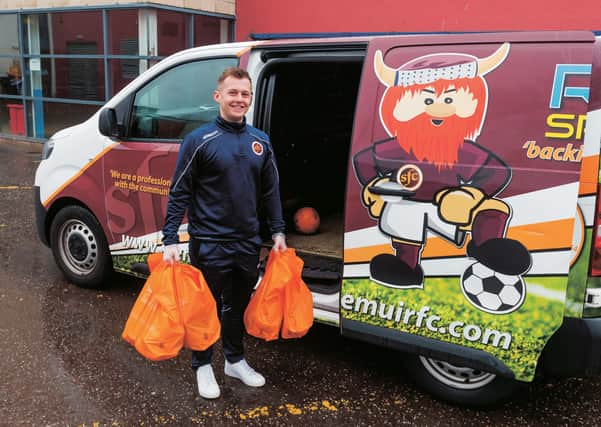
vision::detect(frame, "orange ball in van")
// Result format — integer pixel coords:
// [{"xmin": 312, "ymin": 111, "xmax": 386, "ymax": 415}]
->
[{"xmin": 294, "ymin": 207, "xmax": 320, "ymax": 235}]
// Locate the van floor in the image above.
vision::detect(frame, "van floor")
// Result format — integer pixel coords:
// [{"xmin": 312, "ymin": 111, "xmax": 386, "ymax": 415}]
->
[{"xmin": 286, "ymin": 212, "xmax": 343, "ymax": 258}]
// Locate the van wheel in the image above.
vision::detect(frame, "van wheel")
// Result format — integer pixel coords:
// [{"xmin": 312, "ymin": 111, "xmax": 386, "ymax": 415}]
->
[
  {"xmin": 50, "ymin": 205, "xmax": 112, "ymax": 289},
  {"xmin": 405, "ymin": 355, "xmax": 523, "ymax": 407}
]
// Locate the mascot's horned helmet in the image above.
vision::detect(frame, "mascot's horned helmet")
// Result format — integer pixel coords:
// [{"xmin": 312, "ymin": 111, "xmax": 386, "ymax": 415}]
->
[{"xmin": 374, "ymin": 43, "xmax": 510, "ymax": 88}]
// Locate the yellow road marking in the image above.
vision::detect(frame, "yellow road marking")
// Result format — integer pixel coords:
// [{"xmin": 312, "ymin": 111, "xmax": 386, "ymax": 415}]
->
[{"xmin": 0, "ymin": 185, "xmax": 32, "ymax": 190}]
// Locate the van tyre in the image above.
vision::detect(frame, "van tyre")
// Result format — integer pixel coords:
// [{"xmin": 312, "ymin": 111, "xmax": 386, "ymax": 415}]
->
[
  {"xmin": 50, "ymin": 205, "xmax": 113, "ymax": 289},
  {"xmin": 405, "ymin": 354, "xmax": 524, "ymax": 407}
]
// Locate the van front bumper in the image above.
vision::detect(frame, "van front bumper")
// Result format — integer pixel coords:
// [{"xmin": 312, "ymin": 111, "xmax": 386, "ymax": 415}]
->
[
  {"xmin": 34, "ymin": 186, "xmax": 49, "ymax": 247},
  {"xmin": 541, "ymin": 317, "xmax": 601, "ymax": 377}
]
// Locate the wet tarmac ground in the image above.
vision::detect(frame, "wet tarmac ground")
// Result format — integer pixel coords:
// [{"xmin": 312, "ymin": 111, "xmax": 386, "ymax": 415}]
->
[{"xmin": 2, "ymin": 138, "xmax": 601, "ymax": 426}]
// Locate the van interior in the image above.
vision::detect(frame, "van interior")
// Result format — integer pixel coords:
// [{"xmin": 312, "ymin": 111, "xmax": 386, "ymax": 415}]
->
[{"xmin": 256, "ymin": 54, "xmax": 365, "ymax": 293}]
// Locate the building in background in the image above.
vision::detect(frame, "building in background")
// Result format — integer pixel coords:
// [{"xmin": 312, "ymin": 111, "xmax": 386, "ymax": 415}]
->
[
  {"xmin": 4, "ymin": 0, "xmax": 601, "ymax": 140},
  {"xmin": 0, "ymin": 1, "xmax": 234, "ymax": 139}
]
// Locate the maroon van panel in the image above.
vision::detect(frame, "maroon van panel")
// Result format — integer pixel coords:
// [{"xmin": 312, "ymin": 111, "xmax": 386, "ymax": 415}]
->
[
  {"xmin": 103, "ymin": 141, "xmax": 180, "ymax": 244},
  {"xmin": 589, "ymin": 38, "xmax": 601, "ymax": 111},
  {"xmin": 46, "ymin": 159, "xmax": 110, "ymax": 241}
]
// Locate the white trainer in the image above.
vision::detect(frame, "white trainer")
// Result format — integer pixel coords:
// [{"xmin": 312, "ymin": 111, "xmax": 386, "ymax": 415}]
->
[
  {"xmin": 224, "ymin": 359, "xmax": 266, "ymax": 387},
  {"xmin": 196, "ymin": 364, "xmax": 220, "ymax": 399}
]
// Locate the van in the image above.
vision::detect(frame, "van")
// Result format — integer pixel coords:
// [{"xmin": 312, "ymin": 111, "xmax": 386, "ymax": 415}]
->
[{"xmin": 34, "ymin": 30, "xmax": 601, "ymax": 406}]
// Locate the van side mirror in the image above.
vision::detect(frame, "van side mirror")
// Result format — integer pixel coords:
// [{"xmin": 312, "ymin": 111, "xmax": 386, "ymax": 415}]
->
[{"xmin": 98, "ymin": 108, "xmax": 122, "ymax": 138}]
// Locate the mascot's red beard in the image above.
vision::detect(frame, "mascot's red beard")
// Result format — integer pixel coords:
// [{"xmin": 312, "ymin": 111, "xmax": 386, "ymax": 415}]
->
[
  {"xmin": 391, "ymin": 113, "xmax": 478, "ymax": 168},
  {"xmin": 380, "ymin": 78, "xmax": 487, "ymax": 169}
]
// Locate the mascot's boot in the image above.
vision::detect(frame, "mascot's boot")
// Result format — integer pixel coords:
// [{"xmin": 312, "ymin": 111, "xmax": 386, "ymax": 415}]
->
[
  {"xmin": 370, "ymin": 241, "xmax": 424, "ymax": 287},
  {"xmin": 467, "ymin": 210, "xmax": 531, "ymax": 275}
]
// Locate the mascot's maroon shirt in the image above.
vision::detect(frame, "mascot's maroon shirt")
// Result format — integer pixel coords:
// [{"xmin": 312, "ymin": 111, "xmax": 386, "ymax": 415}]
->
[{"xmin": 353, "ymin": 138, "xmax": 511, "ymax": 202}]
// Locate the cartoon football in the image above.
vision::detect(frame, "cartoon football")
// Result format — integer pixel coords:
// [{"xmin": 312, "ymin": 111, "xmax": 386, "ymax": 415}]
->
[
  {"xmin": 294, "ymin": 207, "xmax": 320, "ymax": 234},
  {"xmin": 461, "ymin": 262, "xmax": 526, "ymax": 314}
]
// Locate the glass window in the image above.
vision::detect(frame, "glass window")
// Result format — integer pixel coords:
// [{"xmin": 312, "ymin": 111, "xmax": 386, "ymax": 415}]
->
[
  {"xmin": 157, "ymin": 10, "xmax": 189, "ymax": 56},
  {"xmin": 129, "ymin": 57, "xmax": 237, "ymax": 140},
  {"xmin": 26, "ymin": 100, "xmax": 99, "ymax": 138},
  {"xmin": 194, "ymin": 15, "xmax": 231, "ymax": 46},
  {"xmin": 50, "ymin": 11, "xmax": 103, "ymax": 55},
  {"xmin": 0, "ymin": 14, "xmax": 19, "ymax": 55},
  {"xmin": 21, "ymin": 13, "xmax": 50, "ymax": 54},
  {"xmin": 0, "ymin": 58, "xmax": 22, "ymax": 95},
  {"xmin": 22, "ymin": 12, "xmax": 102, "ymax": 55},
  {"xmin": 108, "ymin": 9, "xmax": 139, "ymax": 55},
  {"xmin": 25, "ymin": 58, "xmax": 105, "ymax": 101},
  {"xmin": 109, "ymin": 58, "xmax": 141, "ymax": 96},
  {"xmin": 110, "ymin": 59, "xmax": 162, "ymax": 97}
]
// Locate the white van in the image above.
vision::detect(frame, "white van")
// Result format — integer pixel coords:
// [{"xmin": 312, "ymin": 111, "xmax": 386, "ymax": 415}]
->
[{"xmin": 34, "ymin": 31, "xmax": 601, "ymax": 406}]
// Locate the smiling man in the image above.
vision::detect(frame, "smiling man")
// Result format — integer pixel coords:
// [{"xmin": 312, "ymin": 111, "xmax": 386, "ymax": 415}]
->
[
  {"xmin": 161, "ymin": 67, "xmax": 287, "ymax": 399},
  {"xmin": 353, "ymin": 44, "xmax": 531, "ymax": 288}
]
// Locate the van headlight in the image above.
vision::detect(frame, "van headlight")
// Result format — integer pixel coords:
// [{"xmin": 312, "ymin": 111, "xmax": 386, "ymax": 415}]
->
[{"xmin": 41, "ymin": 139, "xmax": 55, "ymax": 160}]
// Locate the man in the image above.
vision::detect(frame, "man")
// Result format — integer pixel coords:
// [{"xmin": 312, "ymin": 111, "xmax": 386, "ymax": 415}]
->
[
  {"xmin": 162, "ymin": 67, "xmax": 287, "ymax": 399},
  {"xmin": 353, "ymin": 44, "xmax": 531, "ymax": 289}
]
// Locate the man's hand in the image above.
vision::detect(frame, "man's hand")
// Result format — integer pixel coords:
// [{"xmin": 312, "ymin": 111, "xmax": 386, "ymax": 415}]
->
[
  {"xmin": 272, "ymin": 233, "xmax": 287, "ymax": 252},
  {"xmin": 163, "ymin": 244, "xmax": 180, "ymax": 264}
]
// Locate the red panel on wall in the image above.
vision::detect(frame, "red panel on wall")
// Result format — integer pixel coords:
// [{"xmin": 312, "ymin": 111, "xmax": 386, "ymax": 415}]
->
[{"xmin": 235, "ymin": 0, "xmax": 601, "ymax": 41}]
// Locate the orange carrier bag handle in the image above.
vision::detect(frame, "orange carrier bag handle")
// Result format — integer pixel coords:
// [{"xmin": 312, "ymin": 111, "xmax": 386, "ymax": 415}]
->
[{"xmin": 147, "ymin": 252, "xmax": 163, "ymax": 272}]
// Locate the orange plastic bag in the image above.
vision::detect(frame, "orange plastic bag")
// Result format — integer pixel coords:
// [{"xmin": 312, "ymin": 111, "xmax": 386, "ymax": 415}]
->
[
  {"xmin": 175, "ymin": 261, "xmax": 221, "ymax": 351},
  {"xmin": 243, "ymin": 249, "xmax": 290, "ymax": 341},
  {"xmin": 244, "ymin": 248, "xmax": 314, "ymax": 341},
  {"xmin": 281, "ymin": 256, "xmax": 313, "ymax": 339},
  {"xmin": 122, "ymin": 253, "xmax": 220, "ymax": 360},
  {"xmin": 122, "ymin": 255, "xmax": 184, "ymax": 361}
]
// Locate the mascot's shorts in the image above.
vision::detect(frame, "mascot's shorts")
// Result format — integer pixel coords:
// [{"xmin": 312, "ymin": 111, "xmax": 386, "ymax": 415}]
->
[{"xmin": 380, "ymin": 199, "xmax": 465, "ymax": 245}]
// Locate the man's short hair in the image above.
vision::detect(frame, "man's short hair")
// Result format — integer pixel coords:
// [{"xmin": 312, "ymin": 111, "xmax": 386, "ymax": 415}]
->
[{"xmin": 217, "ymin": 67, "xmax": 252, "ymax": 85}]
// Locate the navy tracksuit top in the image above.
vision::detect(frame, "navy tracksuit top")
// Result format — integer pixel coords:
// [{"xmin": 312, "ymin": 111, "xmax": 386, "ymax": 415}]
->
[{"xmin": 162, "ymin": 116, "xmax": 285, "ymax": 247}]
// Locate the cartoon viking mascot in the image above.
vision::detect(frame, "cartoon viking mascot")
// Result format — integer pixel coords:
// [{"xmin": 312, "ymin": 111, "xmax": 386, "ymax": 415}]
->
[{"xmin": 353, "ymin": 43, "xmax": 531, "ymax": 288}]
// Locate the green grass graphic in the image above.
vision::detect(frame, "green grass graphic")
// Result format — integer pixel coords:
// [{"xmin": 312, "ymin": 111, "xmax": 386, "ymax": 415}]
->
[{"xmin": 341, "ymin": 276, "xmax": 565, "ymax": 381}]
